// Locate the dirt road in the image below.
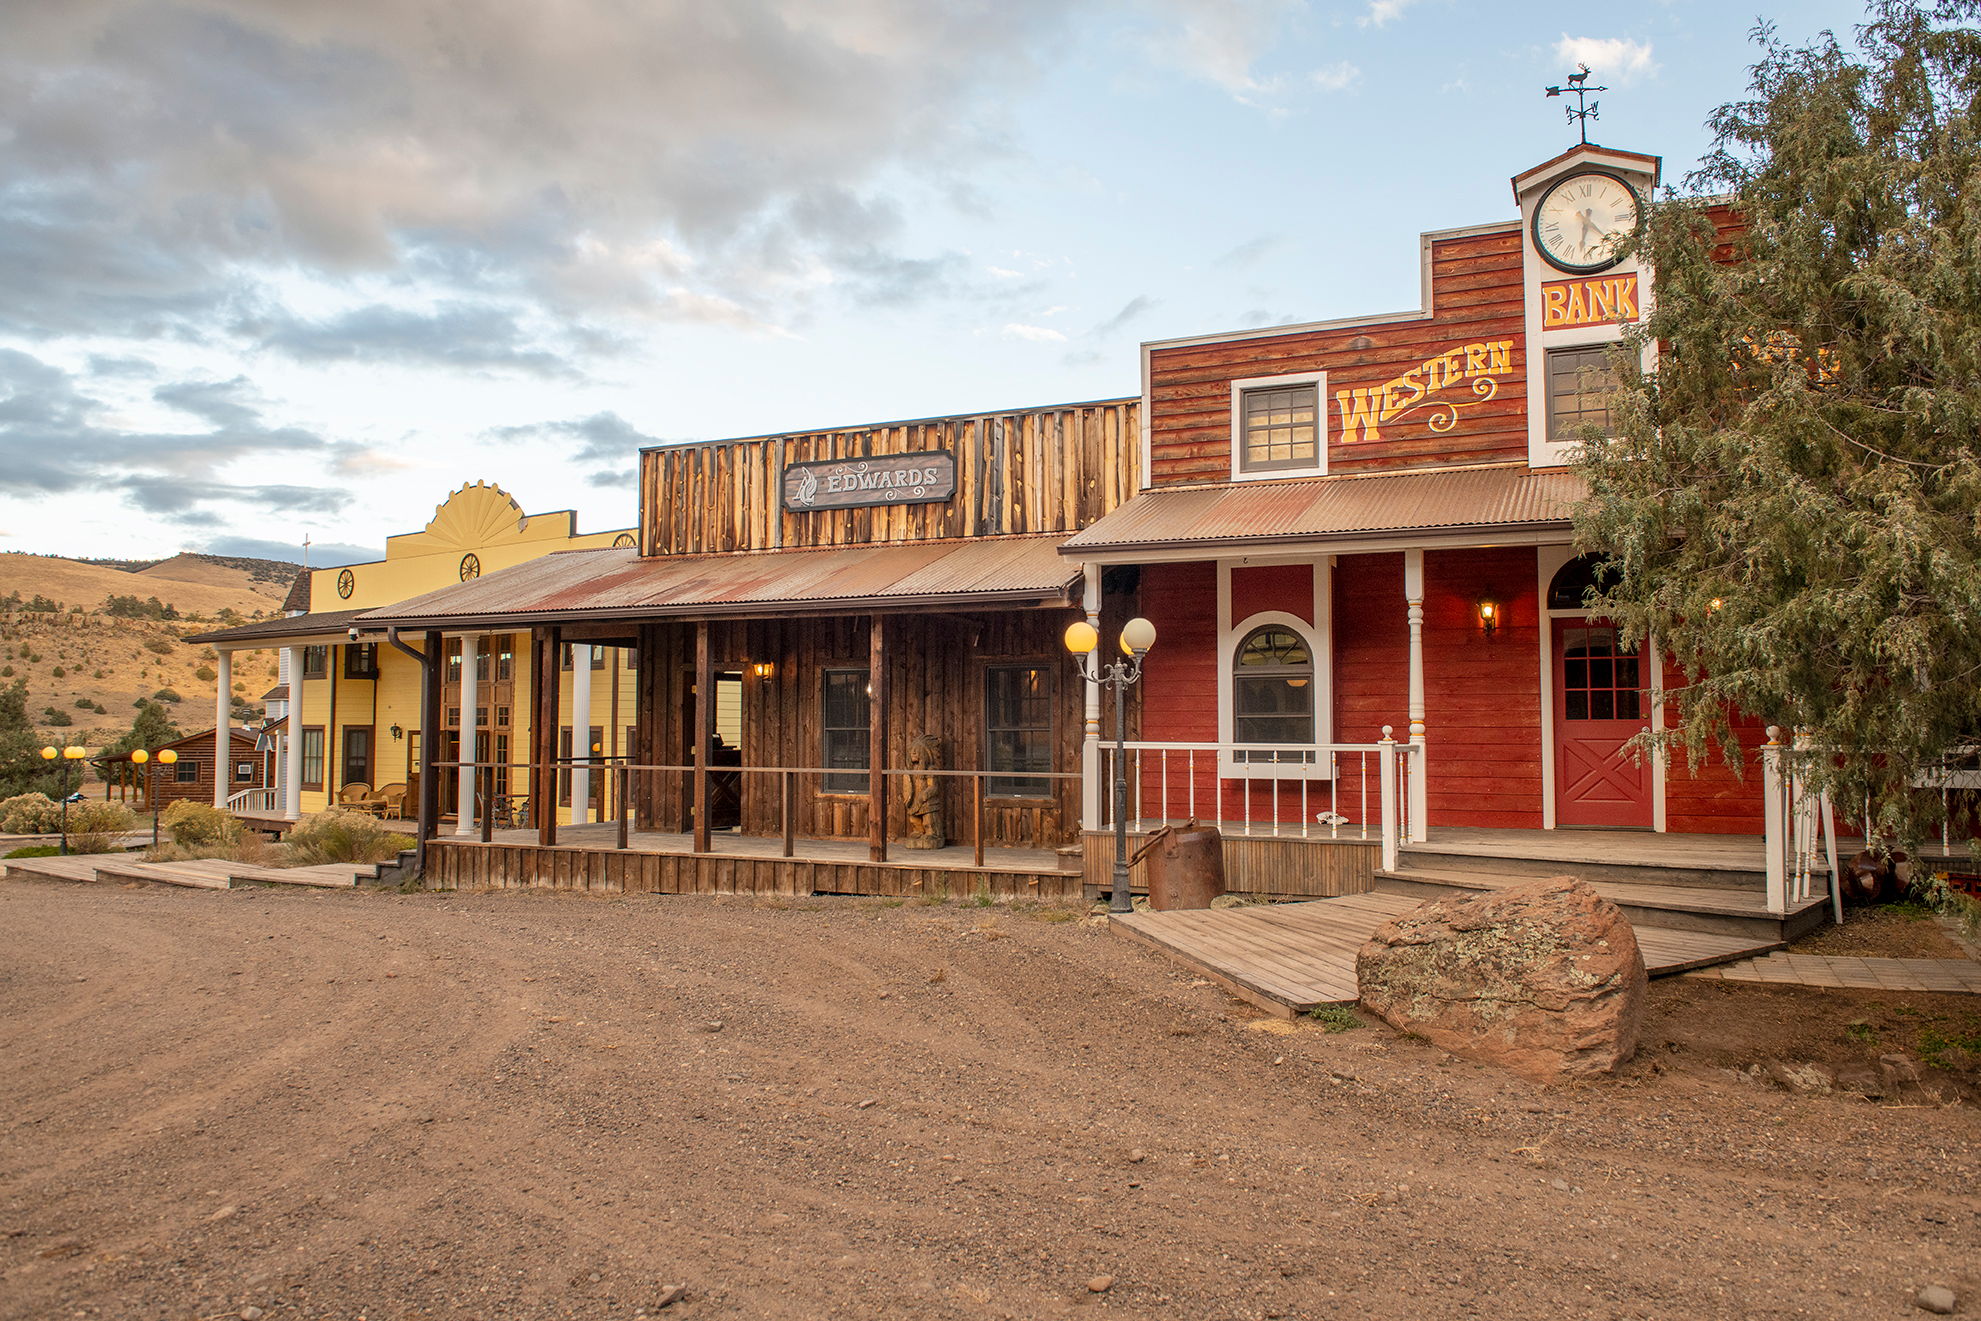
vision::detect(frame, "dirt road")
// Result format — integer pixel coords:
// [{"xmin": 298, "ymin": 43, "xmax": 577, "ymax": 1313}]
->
[{"xmin": 1, "ymin": 878, "xmax": 1975, "ymax": 1320}]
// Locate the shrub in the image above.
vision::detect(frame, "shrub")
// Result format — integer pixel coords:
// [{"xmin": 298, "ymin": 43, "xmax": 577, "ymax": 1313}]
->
[
  {"xmin": 194, "ymin": 665, "xmax": 216, "ymax": 682},
  {"xmin": 73, "ymin": 697, "xmax": 93, "ymax": 708},
  {"xmin": 286, "ymin": 808, "xmax": 416, "ymax": 865},
  {"xmin": 92, "ymin": 669, "xmax": 104, "ymax": 679},
  {"xmin": 41, "ymin": 708, "xmax": 73, "ymax": 726},
  {"xmin": 0, "ymin": 666, "xmax": 11, "ymax": 677},
  {"xmin": 51, "ymin": 666, "xmax": 64, "ymax": 678},
  {"xmin": 1, "ymin": 792, "xmax": 62, "ymax": 834},
  {"xmin": 143, "ymin": 637, "xmax": 174, "ymax": 656},
  {"xmin": 152, "ymin": 688, "xmax": 182, "ymax": 704},
  {"xmin": 69, "ymin": 802, "xmax": 134, "ymax": 834},
  {"xmin": 4, "ymin": 844, "xmax": 59, "ymax": 858},
  {"xmin": 159, "ymin": 800, "xmax": 239, "ymax": 848}
]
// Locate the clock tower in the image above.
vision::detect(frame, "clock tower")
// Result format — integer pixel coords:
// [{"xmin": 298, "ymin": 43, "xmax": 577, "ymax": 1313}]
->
[{"xmin": 1512, "ymin": 145, "xmax": 1660, "ymax": 468}]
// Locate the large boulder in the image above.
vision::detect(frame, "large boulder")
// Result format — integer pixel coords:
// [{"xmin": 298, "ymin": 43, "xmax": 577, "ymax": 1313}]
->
[{"xmin": 1356, "ymin": 876, "xmax": 1647, "ymax": 1082}]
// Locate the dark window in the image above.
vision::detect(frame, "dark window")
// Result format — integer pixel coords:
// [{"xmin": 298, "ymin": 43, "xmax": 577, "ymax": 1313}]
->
[
  {"xmin": 1547, "ymin": 554, "xmax": 1620, "ymax": 610},
  {"xmin": 496, "ymin": 705, "xmax": 510, "ymax": 728},
  {"xmin": 302, "ymin": 647, "xmax": 327, "ymax": 680},
  {"xmin": 985, "ymin": 666, "xmax": 1053, "ymax": 797},
  {"xmin": 446, "ymin": 638, "xmax": 462, "ymax": 684},
  {"xmin": 1547, "ymin": 346, "xmax": 1620, "ymax": 440},
  {"xmin": 493, "ymin": 734, "xmax": 509, "ymax": 788},
  {"xmin": 560, "ymin": 643, "xmax": 603, "ymax": 670},
  {"xmin": 342, "ymin": 727, "xmax": 371, "ymax": 788},
  {"xmin": 175, "ymin": 759, "xmax": 200, "ymax": 783},
  {"xmin": 475, "ymin": 642, "xmax": 490, "ymax": 683},
  {"xmin": 235, "ymin": 761, "xmax": 254, "ymax": 782},
  {"xmin": 476, "ymin": 706, "xmax": 488, "ymax": 729},
  {"xmin": 495, "ymin": 636, "xmax": 513, "ymax": 682},
  {"xmin": 1233, "ymin": 626, "xmax": 1315, "ymax": 762},
  {"xmin": 821, "ymin": 669, "xmax": 870, "ymax": 794},
  {"xmin": 1239, "ymin": 384, "xmax": 1319, "ymax": 472},
  {"xmin": 301, "ymin": 727, "xmax": 325, "ymax": 790},
  {"xmin": 447, "ymin": 706, "xmax": 460, "ymax": 728},
  {"xmin": 344, "ymin": 643, "xmax": 379, "ymax": 679},
  {"xmin": 1561, "ymin": 627, "xmax": 1642, "ymax": 722}
]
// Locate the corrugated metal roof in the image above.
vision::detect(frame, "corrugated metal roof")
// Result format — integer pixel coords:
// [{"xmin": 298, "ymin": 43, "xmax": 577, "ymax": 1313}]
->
[
  {"xmin": 1060, "ymin": 465, "xmax": 1586, "ymax": 554},
  {"xmin": 183, "ymin": 607, "xmax": 375, "ymax": 646},
  {"xmin": 357, "ymin": 533, "xmax": 1081, "ymax": 628}
]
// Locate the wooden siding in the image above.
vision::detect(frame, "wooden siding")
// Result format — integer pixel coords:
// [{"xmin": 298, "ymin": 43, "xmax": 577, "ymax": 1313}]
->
[
  {"xmin": 1082, "ymin": 830, "xmax": 1377, "ymax": 901},
  {"xmin": 1661, "ymin": 657, "xmax": 1767, "ymax": 836},
  {"xmin": 639, "ymin": 401, "xmax": 1141, "ymax": 555},
  {"xmin": 1147, "ymin": 227, "xmax": 1526, "ymax": 484},
  {"xmin": 1421, "ymin": 546, "xmax": 1543, "ymax": 828},
  {"xmin": 424, "ymin": 839, "xmax": 1083, "ymax": 902},
  {"xmin": 629, "ymin": 593, "xmax": 1142, "ymax": 850}
]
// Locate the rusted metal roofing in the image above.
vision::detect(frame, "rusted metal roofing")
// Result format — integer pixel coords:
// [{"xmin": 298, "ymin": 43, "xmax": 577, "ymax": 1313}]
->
[
  {"xmin": 183, "ymin": 607, "xmax": 376, "ymax": 646},
  {"xmin": 357, "ymin": 533, "xmax": 1081, "ymax": 628},
  {"xmin": 1059, "ymin": 465, "xmax": 1586, "ymax": 556}
]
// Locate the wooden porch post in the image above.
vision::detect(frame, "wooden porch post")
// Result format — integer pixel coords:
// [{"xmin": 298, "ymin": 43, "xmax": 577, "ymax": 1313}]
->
[
  {"xmin": 419, "ymin": 629, "xmax": 443, "ymax": 851},
  {"xmin": 539, "ymin": 626, "xmax": 561, "ymax": 846},
  {"xmin": 1403, "ymin": 547, "xmax": 1429, "ymax": 843},
  {"xmin": 527, "ymin": 627, "xmax": 545, "ymax": 843},
  {"xmin": 694, "ymin": 620, "xmax": 711, "ymax": 854},
  {"xmin": 869, "ymin": 614, "xmax": 887, "ymax": 863},
  {"xmin": 456, "ymin": 634, "xmax": 479, "ymax": 836}
]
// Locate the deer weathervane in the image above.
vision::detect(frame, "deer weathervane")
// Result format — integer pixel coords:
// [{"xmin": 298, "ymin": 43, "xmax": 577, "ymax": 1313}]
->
[{"xmin": 1544, "ymin": 64, "xmax": 1606, "ymax": 145}]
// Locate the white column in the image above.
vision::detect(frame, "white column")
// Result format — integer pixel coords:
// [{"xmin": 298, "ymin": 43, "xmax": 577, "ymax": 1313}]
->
[
  {"xmin": 1080, "ymin": 563, "xmax": 1102, "ymax": 833},
  {"xmin": 214, "ymin": 650, "xmax": 232, "ymax": 809},
  {"xmin": 455, "ymin": 635, "xmax": 479, "ymax": 835},
  {"xmin": 1403, "ymin": 548, "xmax": 1428, "ymax": 843},
  {"xmin": 571, "ymin": 644, "xmax": 593, "ymax": 823},
  {"xmin": 284, "ymin": 646, "xmax": 304, "ymax": 819}
]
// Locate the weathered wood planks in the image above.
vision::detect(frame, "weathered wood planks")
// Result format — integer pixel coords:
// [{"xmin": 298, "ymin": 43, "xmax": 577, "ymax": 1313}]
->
[{"xmin": 1081, "ymin": 829, "xmax": 1379, "ymax": 901}]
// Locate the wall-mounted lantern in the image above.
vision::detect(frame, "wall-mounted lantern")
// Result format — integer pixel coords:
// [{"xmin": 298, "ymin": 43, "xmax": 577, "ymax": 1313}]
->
[
  {"xmin": 1478, "ymin": 598, "xmax": 1500, "ymax": 640},
  {"xmin": 752, "ymin": 661, "xmax": 775, "ymax": 680}
]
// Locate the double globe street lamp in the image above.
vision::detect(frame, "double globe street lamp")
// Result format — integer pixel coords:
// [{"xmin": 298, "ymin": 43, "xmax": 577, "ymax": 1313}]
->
[
  {"xmin": 129, "ymin": 747, "xmax": 178, "ymax": 849},
  {"xmin": 38, "ymin": 744, "xmax": 87, "ymax": 855},
  {"xmin": 1063, "ymin": 615, "xmax": 1157, "ymax": 915}
]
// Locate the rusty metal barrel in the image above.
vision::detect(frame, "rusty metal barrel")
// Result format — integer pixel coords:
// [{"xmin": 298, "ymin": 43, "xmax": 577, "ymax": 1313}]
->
[{"xmin": 1133, "ymin": 820, "xmax": 1226, "ymax": 911}]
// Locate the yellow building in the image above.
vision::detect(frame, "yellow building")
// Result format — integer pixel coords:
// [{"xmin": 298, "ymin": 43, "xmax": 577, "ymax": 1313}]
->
[{"xmin": 188, "ymin": 482, "xmax": 638, "ymax": 827}]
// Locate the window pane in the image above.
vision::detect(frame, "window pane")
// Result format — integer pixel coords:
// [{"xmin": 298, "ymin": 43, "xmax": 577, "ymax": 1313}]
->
[
  {"xmin": 1619, "ymin": 690, "xmax": 1642, "ymax": 720},
  {"xmin": 822, "ymin": 669, "xmax": 870, "ymax": 793},
  {"xmin": 1240, "ymin": 385, "xmax": 1320, "ymax": 472},
  {"xmin": 1565, "ymin": 691, "xmax": 1588, "ymax": 720},
  {"xmin": 1592, "ymin": 691, "xmax": 1615, "ymax": 720},
  {"xmin": 986, "ymin": 667, "xmax": 1052, "ymax": 796},
  {"xmin": 1564, "ymin": 658, "xmax": 1587, "ymax": 689}
]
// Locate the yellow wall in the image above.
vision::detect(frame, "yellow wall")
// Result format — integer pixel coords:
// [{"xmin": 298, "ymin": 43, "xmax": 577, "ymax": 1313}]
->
[{"xmin": 274, "ymin": 482, "xmax": 636, "ymax": 822}]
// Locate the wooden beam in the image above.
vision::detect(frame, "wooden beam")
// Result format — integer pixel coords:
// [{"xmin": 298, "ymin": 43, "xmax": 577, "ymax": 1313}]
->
[
  {"xmin": 540, "ymin": 626, "xmax": 561, "ymax": 846},
  {"xmin": 693, "ymin": 620, "xmax": 711, "ymax": 854},
  {"xmin": 527, "ymin": 627, "xmax": 545, "ymax": 843},
  {"xmin": 419, "ymin": 629, "xmax": 442, "ymax": 853},
  {"xmin": 869, "ymin": 614, "xmax": 887, "ymax": 863}
]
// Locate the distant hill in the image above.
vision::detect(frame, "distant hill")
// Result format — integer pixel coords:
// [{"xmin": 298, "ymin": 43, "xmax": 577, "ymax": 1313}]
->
[
  {"xmin": 0, "ymin": 553, "xmax": 290, "ymax": 620},
  {"xmin": 134, "ymin": 553, "xmax": 298, "ymax": 598}
]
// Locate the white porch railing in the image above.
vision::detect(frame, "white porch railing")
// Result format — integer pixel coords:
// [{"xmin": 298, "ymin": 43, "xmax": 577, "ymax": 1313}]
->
[
  {"xmin": 1761, "ymin": 727, "xmax": 1839, "ymax": 920},
  {"xmin": 1097, "ymin": 729, "xmax": 1421, "ymax": 873},
  {"xmin": 227, "ymin": 788, "xmax": 282, "ymax": 815}
]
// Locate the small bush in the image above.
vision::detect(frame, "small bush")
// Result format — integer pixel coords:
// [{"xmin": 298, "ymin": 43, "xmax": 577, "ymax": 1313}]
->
[
  {"xmin": 42, "ymin": 707, "xmax": 73, "ymax": 726},
  {"xmin": 159, "ymin": 800, "xmax": 239, "ymax": 848},
  {"xmin": 92, "ymin": 669, "xmax": 104, "ymax": 679},
  {"xmin": 69, "ymin": 802, "xmax": 134, "ymax": 834},
  {"xmin": 68, "ymin": 833, "xmax": 125, "ymax": 855},
  {"xmin": 73, "ymin": 696, "xmax": 93, "ymax": 708},
  {"xmin": 143, "ymin": 637, "xmax": 175, "ymax": 656},
  {"xmin": 4, "ymin": 844, "xmax": 61, "ymax": 858},
  {"xmin": 51, "ymin": 666, "xmax": 65, "ymax": 678},
  {"xmin": 1, "ymin": 792, "xmax": 63, "ymax": 834},
  {"xmin": 285, "ymin": 808, "xmax": 416, "ymax": 865},
  {"xmin": 0, "ymin": 666, "xmax": 11, "ymax": 677},
  {"xmin": 1307, "ymin": 1005, "xmax": 1365, "ymax": 1033},
  {"xmin": 152, "ymin": 688, "xmax": 182, "ymax": 703},
  {"xmin": 194, "ymin": 665, "xmax": 216, "ymax": 681}
]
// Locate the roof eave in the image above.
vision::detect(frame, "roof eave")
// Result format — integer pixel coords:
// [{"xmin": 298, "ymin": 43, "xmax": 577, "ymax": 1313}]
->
[
  {"xmin": 1060, "ymin": 519, "xmax": 1577, "ymax": 559},
  {"xmin": 363, "ymin": 582, "xmax": 1082, "ymax": 631}
]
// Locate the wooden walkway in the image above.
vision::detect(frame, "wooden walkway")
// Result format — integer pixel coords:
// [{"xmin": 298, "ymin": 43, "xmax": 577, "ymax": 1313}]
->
[
  {"xmin": 1687, "ymin": 952, "xmax": 1981, "ymax": 993},
  {"xmin": 5, "ymin": 855, "xmax": 365, "ymax": 890},
  {"xmin": 1111, "ymin": 893, "xmax": 1786, "ymax": 1020}
]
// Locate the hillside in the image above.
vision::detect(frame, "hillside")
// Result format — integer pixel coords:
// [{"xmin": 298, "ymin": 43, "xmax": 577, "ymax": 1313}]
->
[
  {"xmin": 133, "ymin": 553, "xmax": 299, "ymax": 598},
  {"xmin": 0, "ymin": 553, "xmax": 298, "ymax": 754}
]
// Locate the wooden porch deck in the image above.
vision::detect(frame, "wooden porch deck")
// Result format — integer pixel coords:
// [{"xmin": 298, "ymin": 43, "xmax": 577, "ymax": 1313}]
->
[
  {"xmin": 3, "ymin": 854, "xmax": 368, "ymax": 890},
  {"xmin": 1111, "ymin": 892, "xmax": 1787, "ymax": 1020}
]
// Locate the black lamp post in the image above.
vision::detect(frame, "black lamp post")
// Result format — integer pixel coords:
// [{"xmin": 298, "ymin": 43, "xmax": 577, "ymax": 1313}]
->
[
  {"xmin": 131, "ymin": 747, "xmax": 178, "ymax": 849},
  {"xmin": 40, "ymin": 744, "xmax": 85, "ymax": 855},
  {"xmin": 1065, "ymin": 616, "xmax": 1157, "ymax": 915}
]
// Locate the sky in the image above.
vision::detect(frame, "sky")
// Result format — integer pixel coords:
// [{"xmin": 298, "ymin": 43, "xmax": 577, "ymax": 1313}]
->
[{"xmin": 0, "ymin": 0, "xmax": 1875, "ymax": 567}]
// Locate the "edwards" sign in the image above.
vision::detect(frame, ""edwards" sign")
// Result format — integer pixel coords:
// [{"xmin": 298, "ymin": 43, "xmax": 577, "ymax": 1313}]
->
[{"xmin": 782, "ymin": 451, "xmax": 957, "ymax": 511}]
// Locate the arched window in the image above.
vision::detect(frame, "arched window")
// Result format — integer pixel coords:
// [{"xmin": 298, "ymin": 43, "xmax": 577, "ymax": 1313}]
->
[
  {"xmin": 1547, "ymin": 554, "xmax": 1619, "ymax": 610},
  {"xmin": 1232, "ymin": 625, "xmax": 1314, "ymax": 759}
]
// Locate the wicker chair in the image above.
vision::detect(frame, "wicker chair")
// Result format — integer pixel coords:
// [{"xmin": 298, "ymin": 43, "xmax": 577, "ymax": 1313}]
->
[
  {"xmin": 373, "ymin": 782, "xmax": 408, "ymax": 819},
  {"xmin": 336, "ymin": 782, "xmax": 376, "ymax": 814}
]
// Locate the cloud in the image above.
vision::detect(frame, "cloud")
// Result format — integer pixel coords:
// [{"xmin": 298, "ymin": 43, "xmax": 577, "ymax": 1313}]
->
[
  {"xmin": 0, "ymin": 349, "xmax": 350, "ymax": 525},
  {"xmin": 1123, "ymin": 0, "xmax": 1302, "ymax": 102},
  {"xmin": 1002, "ymin": 323, "xmax": 1066, "ymax": 343},
  {"xmin": 201, "ymin": 535, "xmax": 378, "ymax": 566},
  {"xmin": 0, "ymin": 0, "xmax": 1077, "ymax": 347},
  {"xmin": 492, "ymin": 410, "xmax": 670, "ymax": 488},
  {"xmin": 1553, "ymin": 35, "xmax": 1659, "ymax": 85},
  {"xmin": 1091, "ymin": 295, "xmax": 1159, "ymax": 337},
  {"xmin": 1309, "ymin": 61, "xmax": 1359, "ymax": 91},
  {"xmin": 1359, "ymin": 0, "xmax": 1415, "ymax": 29},
  {"xmin": 1213, "ymin": 235, "xmax": 1289, "ymax": 269}
]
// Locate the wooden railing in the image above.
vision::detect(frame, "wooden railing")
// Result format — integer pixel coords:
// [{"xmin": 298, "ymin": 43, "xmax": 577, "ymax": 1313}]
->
[
  {"xmin": 1096, "ymin": 730, "xmax": 1419, "ymax": 873},
  {"xmin": 1761, "ymin": 727, "xmax": 1839, "ymax": 920},
  {"xmin": 226, "ymin": 788, "xmax": 282, "ymax": 815}
]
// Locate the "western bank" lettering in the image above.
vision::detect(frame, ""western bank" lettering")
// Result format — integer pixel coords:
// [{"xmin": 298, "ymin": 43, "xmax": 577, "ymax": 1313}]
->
[
  {"xmin": 1336, "ymin": 339, "xmax": 1514, "ymax": 444},
  {"xmin": 1542, "ymin": 273, "xmax": 1640, "ymax": 329}
]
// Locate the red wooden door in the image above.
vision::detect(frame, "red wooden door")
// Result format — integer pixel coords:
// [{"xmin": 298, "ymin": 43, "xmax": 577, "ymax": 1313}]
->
[{"xmin": 1554, "ymin": 622, "xmax": 1652, "ymax": 828}]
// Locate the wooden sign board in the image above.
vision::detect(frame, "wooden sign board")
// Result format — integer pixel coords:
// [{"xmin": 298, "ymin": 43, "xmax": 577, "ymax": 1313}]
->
[
  {"xmin": 782, "ymin": 450, "xmax": 957, "ymax": 511},
  {"xmin": 1542, "ymin": 272, "xmax": 1640, "ymax": 328}
]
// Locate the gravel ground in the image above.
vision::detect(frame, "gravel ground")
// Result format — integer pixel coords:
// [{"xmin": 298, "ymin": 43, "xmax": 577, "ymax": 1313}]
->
[{"xmin": 1, "ymin": 876, "xmax": 1976, "ymax": 1321}]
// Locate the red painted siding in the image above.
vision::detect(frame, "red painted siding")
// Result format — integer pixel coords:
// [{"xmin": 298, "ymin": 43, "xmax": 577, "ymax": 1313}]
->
[
  {"xmin": 1147, "ymin": 227, "xmax": 1527, "ymax": 485},
  {"xmin": 1660, "ymin": 657, "xmax": 1767, "ymax": 835},
  {"xmin": 1423, "ymin": 547, "xmax": 1542, "ymax": 828},
  {"xmin": 1140, "ymin": 562, "xmax": 1218, "ymax": 746},
  {"xmin": 1231, "ymin": 564, "xmax": 1313, "ymax": 628}
]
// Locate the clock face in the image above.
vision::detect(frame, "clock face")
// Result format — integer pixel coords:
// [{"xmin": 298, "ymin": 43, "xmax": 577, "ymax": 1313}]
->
[{"xmin": 1532, "ymin": 171, "xmax": 1640, "ymax": 274}]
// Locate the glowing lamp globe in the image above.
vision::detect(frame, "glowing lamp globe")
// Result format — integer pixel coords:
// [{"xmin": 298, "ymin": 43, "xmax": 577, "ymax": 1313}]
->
[
  {"xmin": 40, "ymin": 745, "xmax": 56, "ymax": 761},
  {"xmin": 131, "ymin": 750, "xmax": 148, "ymax": 765},
  {"xmin": 1118, "ymin": 617, "xmax": 1157, "ymax": 656},
  {"xmin": 158, "ymin": 749, "xmax": 177, "ymax": 765},
  {"xmin": 1062, "ymin": 621, "xmax": 1098, "ymax": 655}
]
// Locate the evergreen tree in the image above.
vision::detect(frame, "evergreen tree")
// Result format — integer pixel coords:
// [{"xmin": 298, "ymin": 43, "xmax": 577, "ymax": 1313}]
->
[
  {"xmin": 100, "ymin": 701, "xmax": 182, "ymax": 762},
  {"xmin": 1575, "ymin": 0, "xmax": 1981, "ymax": 845},
  {"xmin": 0, "ymin": 678, "xmax": 80, "ymax": 798}
]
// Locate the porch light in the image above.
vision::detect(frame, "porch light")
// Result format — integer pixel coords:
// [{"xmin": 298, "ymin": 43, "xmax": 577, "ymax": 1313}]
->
[
  {"xmin": 752, "ymin": 661, "xmax": 775, "ymax": 680},
  {"xmin": 1118, "ymin": 617, "xmax": 1157, "ymax": 656},
  {"xmin": 1063, "ymin": 621, "xmax": 1098, "ymax": 655},
  {"xmin": 390, "ymin": 724, "xmax": 403, "ymax": 739},
  {"xmin": 1478, "ymin": 598, "xmax": 1499, "ymax": 639},
  {"xmin": 159, "ymin": 749, "xmax": 177, "ymax": 765}
]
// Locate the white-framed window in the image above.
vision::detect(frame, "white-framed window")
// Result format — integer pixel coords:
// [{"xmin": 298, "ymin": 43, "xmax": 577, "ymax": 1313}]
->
[
  {"xmin": 1545, "ymin": 345, "xmax": 1620, "ymax": 441},
  {"xmin": 1229, "ymin": 370, "xmax": 1327, "ymax": 481},
  {"xmin": 1215, "ymin": 561, "xmax": 1334, "ymax": 778}
]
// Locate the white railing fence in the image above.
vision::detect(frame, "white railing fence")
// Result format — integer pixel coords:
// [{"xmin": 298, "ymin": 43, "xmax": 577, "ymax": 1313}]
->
[
  {"xmin": 227, "ymin": 788, "xmax": 282, "ymax": 815},
  {"xmin": 1761, "ymin": 727, "xmax": 1839, "ymax": 920},
  {"xmin": 1096, "ymin": 728, "xmax": 1421, "ymax": 873}
]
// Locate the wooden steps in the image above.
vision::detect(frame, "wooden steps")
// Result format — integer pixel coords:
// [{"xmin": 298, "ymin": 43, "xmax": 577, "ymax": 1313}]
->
[
  {"xmin": 1110, "ymin": 892, "xmax": 1784, "ymax": 1020},
  {"xmin": 1377, "ymin": 867, "xmax": 1831, "ymax": 943}
]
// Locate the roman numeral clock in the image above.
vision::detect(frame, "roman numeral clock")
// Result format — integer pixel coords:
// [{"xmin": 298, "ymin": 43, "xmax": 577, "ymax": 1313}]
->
[{"xmin": 1531, "ymin": 171, "xmax": 1639, "ymax": 274}]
